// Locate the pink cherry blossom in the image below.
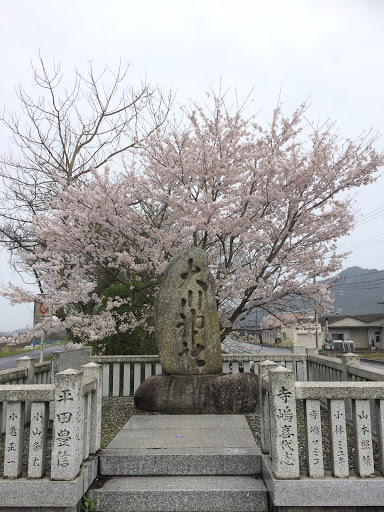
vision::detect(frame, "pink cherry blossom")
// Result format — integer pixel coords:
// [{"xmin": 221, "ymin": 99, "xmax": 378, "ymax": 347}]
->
[{"xmin": 2, "ymin": 92, "xmax": 383, "ymax": 344}]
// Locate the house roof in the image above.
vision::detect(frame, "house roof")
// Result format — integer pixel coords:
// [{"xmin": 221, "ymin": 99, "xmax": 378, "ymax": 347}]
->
[{"xmin": 319, "ymin": 314, "xmax": 384, "ymax": 326}]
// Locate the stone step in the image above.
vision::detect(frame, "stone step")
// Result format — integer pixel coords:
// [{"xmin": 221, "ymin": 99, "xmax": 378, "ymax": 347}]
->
[
  {"xmin": 90, "ymin": 475, "xmax": 268, "ymax": 512},
  {"xmin": 100, "ymin": 414, "xmax": 261, "ymax": 476}
]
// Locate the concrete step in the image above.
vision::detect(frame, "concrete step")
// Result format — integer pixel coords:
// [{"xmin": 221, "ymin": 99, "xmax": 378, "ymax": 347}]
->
[
  {"xmin": 100, "ymin": 415, "xmax": 261, "ymax": 476},
  {"xmin": 90, "ymin": 475, "xmax": 268, "ymax": 512}
]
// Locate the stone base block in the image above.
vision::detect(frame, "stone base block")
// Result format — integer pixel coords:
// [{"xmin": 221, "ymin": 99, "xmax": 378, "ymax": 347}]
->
[
  {"xmin": 134, "ymin": 373, "xmax": 258, "ymax": 414},
  {"xmin": 90, "ymin": 475, "xmax": 267, "ymax": 512},
  {"xmin": 0, "ymin": 456, "xmax": 98, "ymax": 510},
  {"xmin": 261, "ymin": 452, "xmax": 384, "ymax": 509},
  {"xmin": 100, "ymin": 414, "xmax": 261, "ymax": 476}
]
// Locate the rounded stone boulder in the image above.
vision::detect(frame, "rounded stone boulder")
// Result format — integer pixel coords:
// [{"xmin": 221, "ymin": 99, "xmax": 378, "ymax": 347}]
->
[{"xmin": 134, "ymin": 372, "xmax": 258, "ymax": 414}]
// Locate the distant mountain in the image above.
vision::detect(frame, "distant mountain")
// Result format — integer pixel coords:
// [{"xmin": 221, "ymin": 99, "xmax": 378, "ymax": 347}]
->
[
  {"xmin": 236, "ymin": 266, "xmax": 384, "ymax": 327},
  {"xmin": 329, "ymin": 266, "xmax": 384, "ymax": 315}
]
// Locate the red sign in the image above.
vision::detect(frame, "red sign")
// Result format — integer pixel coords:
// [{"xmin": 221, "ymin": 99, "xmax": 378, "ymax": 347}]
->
[
  {"xmin": 39, "ymin": 304, "xmax": 49, "ymax": 315},
  {"xmin": 33, "ymin": 298, "xmax": 53, "ymax": 326}
]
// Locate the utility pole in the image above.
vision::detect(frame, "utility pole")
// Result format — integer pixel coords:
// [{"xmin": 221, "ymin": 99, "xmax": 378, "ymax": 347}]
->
[
  {"xmin": 314, "ymin": 277, "xmax": 319, "ymax": 349},
  {"xmin": 33, "ymin": 296, "xmax": 53, "ymax": 363}
]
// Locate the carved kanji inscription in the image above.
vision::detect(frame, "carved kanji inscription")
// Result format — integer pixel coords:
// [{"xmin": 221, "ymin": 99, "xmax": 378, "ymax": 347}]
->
[{"xmin": 155, "ymin": 248, "xmax": 222, "ymax": 375}]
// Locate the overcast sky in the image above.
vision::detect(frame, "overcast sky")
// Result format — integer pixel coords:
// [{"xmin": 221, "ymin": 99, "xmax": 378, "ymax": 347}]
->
[{"xmin": 1, "ymin": 0, "xmax": 384, "ymax": 331}]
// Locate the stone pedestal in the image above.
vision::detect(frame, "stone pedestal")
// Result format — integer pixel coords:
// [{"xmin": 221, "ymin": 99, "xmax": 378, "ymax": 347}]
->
[
  {"xmin": 137, "ymin": 247, "xmax": 255, "ymax": 415},
  {"xmin": 134, "ymin": 373, "xmax": 258, "ymax": 414}
]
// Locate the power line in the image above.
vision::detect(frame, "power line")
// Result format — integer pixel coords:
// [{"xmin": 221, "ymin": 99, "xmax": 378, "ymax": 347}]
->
[
  {"xmin": 338, "ymin": 237, "xmax": 384, "ymax": 252},
  {"xmin": 331, "ymin": 279, "xmax": 384, "ymax": 290},
  {"xmin": 355, "ymin": 203, "xmax": 384, "ymax": 218},
  {"xmin": 356, "ymin": 212, "xmax": 384, "ymax": 227},
  {"xmin": 354, "ymin": 203, "xmax": 384, "ymax": 224},
  {"xmin": 332, "ymin": 284, "xmax": 384, "ymax": 291},
  {"xmin": 332, "ymin": 280, "xmax": 384, "ymax": 290},
  {"xmin": 336, "ymin": 270, "xmax": 382, "ymax": 280},
  {"xmin": 337, "ymin": 229, "xmax": 384, "ymax": 254},
  {"xmin": 332, "ymin": 285, "xmax": 384, "ymax": 292},
  {"xmin": 341, "ymin": 231, "xmax": 384, "ymax": 250}
]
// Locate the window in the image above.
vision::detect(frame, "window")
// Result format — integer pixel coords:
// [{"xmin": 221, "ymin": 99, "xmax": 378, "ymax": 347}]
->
[{"xmin": 332, "ymin": 333, "xmax": 344, "ymax": 341}]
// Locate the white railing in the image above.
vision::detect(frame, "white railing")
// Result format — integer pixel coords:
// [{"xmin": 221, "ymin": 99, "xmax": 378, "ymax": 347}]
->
[
  {"xmin": 90, "ymin": 350, "xmax": 384, "ymax": 399},
  {"xmin": 90, "ymin": 355, "xmax": 162, "ymax": 398},
  {"xmin": 260, "ymin": 361, "xmax": 384, "ymax": 480},
  {"xmin": 91, "ymin": 352, "xmax": 310, "ymax": 397},
  {"xmin": 33, "ymin": 361, "xmax": 51, "ymax": 384}
]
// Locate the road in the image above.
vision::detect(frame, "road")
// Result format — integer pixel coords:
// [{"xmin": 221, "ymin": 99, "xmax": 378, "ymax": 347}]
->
[
  {"xmin": 359, "ymin": 358, "xmax": 384, "ymax": 370},
  {"xmin": 318, "ymin": 351, "xmax": 384, "ymax": 370},
  {"xmin": 0, "ymin": 345, "xmax": 65, "ymax": 371},
  {"xmin": 223, "ymin": 338, "xmax": 290, "ymax": 355},
  {"xmin": 223, "ymin": 339, "xmax": 384, "ymax": 370}
]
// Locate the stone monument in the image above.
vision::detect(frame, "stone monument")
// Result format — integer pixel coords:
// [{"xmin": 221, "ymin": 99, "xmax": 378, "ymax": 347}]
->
[
  {"xmin": 134, "ymin": 247, "xmax": 258, "ymax": 414},
  {"xmin": 155, "ymin": 247, "xmax": 222, "ymax": 375}
]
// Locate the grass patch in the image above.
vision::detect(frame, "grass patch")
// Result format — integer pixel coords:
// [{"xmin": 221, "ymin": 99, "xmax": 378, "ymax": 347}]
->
[
  {"xmin": 0, "ymin": 341, "xmax": 67, "ymax": 359},
  {"xmin": 0, "ymin": 347, "xmax": 38, "ymax": 358},
  {"xmin": 356, "ymin": 352, "xmax": 384, "ymax": 361}
]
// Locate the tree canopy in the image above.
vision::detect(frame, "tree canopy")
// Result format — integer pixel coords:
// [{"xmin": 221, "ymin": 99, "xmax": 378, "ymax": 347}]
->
[
  {"xmin": 1, "ymin": 86, "xmax": 383, "ymax": 345},
  {"xmin": 0, "ymin": 57, "xmax": 172, "ymax": 290}
]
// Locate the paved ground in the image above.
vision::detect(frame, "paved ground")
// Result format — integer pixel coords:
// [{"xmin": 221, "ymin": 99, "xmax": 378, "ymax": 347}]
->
[
  {"xmin": 223, "ymin": 339, "xmax": 384, "ymax": 370},
  {"xmin": 354, "ymin": 358, "xmax": 384, "ymax": 370},
  {"xmin": 100, "ymin": 414, "xmax": 260, "ymax": 476},
  {"xmin": 0, "ymin": 344, "xmax": 65, "ymax": 370},
  {"xmin": 222, "ymin": 338, "xmax": 290, "ymax": 355},
  {"xmin": 319, "ymin": 351, "xmax": 384, "ymax": 371}
]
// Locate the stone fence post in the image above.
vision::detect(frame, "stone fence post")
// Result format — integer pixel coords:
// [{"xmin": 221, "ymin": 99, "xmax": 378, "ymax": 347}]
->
[
  {"xmin": 341, "ymin": 353, "xmax": 360, "ymax": 420},
  {"xmin": 258, "ymin": 360, "xmax": 277, "ymax": 454},
  {"xmin": 51, "ymin": 369, "xmax": 83, "ymax": 481},
  {"xmin": 341, "ymin": 353, "xmax": 360, "ymax": 382},
  {"xmin": 269, "ymin": 366, "xmax": 300, "ymax": 479},
  {"xmin": 82, "ymin": 362, "xmax": 102, "ymax": 454},
  {"xmin": 16, "ymin": 356, "xmax": 35, "ymax": 420},
  {"xmin": 291, "ymin": 346, "xmax": 306, "ymax": 355},
  {"xmin": 16, "ymin": 356, "xmax": 35, "ymax": 383},
  {"xmin": 306, "ymin": 348, "xmax": 319, "ymax": 381}
]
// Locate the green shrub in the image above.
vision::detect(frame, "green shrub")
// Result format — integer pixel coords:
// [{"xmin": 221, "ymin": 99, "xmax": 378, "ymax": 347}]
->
[{"xmin": 92, "ymin": 282, "xmax": 157, "ymax": 355}]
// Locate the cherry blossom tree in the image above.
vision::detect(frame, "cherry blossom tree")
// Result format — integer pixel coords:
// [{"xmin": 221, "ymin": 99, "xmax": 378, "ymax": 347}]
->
[
  {"xmin": 1, "ymin": 89, "xmax": 383, "ymax": 345},
  {"xmin": 0, "ymin": 56, "xmax": 172, "ymax": 292}
]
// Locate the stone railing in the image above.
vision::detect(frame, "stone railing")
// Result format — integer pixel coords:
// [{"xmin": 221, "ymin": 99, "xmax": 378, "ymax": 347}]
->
[
  {"xmin": 0, "ymin": 362, "xmax": 101, "ymax": 509},
  {"xmin": 91, "ymin": 350, "xmax": 384, "ymax": 399},
  {"xmin": 308, "ymin": 352, "xmax": 384, "ymax": 383},
  {"xmin": 0, "ymin": 357, "xmax": 52, "ymax": 433},
  {"xmin": 222, "ymin": 352, "xmax": 308, "ymax": 381},
  {"xmin": 0, "ymin": 357, "xmax": 51, "ymax": 386},
  {"xmin": 260, "ymin": 361, "xmax": 384, "ymax": 480},
  {"xmin": 91, "ymin": 355, "xmax": 163, "ymax": 397},
  {"xmin": 91, "ymin": 352, "xmax": 310, "ymax": 397}
]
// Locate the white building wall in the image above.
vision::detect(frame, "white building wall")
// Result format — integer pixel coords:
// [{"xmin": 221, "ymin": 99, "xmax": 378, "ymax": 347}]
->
[
  {"xmin": 352, "ymin": 329, "xmax": 370, "ymax": 349},
  {"xmin": 329, "ymin": 328, "xmax": 350, "ymax": 341},
  {"xmin": 294, "ymin": 332, "xmax": 318, "ymax": 348}
]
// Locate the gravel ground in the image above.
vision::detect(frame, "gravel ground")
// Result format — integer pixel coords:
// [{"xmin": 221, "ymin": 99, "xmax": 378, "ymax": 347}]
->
[{"xmin": 0, "ymin": 397, "xmax": 380, "ymax": 477}]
